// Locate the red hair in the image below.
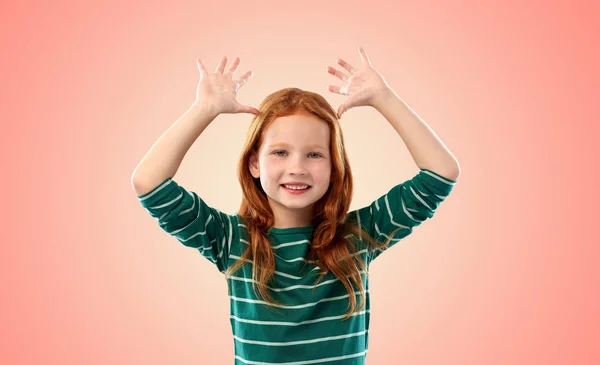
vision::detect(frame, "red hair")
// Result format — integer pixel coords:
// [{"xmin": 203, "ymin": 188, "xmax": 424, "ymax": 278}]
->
[{"xmin": 226, "ymin": 88, "xmax": 397, "ymax": 319}]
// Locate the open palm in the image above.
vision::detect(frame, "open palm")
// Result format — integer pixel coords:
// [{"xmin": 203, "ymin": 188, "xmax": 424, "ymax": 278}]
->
[
  {"xmin": 327, "ymin": 46, "xmax": 391, "ymax": 119},
  {"xmin": 196, "ymin": 56, "xmax": 259, "ymax": 116}
]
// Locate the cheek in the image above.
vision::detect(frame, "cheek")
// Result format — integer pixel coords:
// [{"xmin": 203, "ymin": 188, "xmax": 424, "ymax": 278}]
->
[
  {"xmin": 260, "ymin": 160, "xmax": 282, "ymax": 184},
  {"xmin": 315, "ymin": 163, "xmax": 332, "ymax": 182}
]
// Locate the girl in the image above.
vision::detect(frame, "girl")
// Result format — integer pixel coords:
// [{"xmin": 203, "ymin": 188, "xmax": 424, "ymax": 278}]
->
[{"xmin": 132, "ymin": 46, "xmax": 460, "ymax": 365}]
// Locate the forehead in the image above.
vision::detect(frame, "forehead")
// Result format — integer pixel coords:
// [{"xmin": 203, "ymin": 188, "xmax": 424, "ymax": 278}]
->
[{"xmin": 262, "ymin": 113, "xmax": 330, "ymax": 149}]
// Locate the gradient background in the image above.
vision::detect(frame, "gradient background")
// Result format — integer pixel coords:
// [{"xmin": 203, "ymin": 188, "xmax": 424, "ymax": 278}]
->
[{"xmin": 1, "ymin": 0, "xmax": 599, "ymax": 364}]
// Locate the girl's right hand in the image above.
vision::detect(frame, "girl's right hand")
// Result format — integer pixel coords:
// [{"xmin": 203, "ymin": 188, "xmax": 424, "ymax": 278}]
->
[{"xmin": 194, "ymin": 56, "xmax": 260, "ymax": 116}]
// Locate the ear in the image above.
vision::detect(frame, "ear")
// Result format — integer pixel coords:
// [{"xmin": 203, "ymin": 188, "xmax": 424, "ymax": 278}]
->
[{"xmin": 249, "ymin": 151, "xmax": 260, "ymax": 178}]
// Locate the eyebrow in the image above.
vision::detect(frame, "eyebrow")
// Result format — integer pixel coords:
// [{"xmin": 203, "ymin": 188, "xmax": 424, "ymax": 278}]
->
[{"xmin": 267, "ymin": 143, "xmax": 328, "ymax": 150}]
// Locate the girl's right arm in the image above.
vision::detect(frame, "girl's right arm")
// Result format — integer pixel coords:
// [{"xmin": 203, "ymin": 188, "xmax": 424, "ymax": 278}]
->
[
  {"xmin": 131, "ymin": 56, "xmax": 259, "ymax": 195},
  {"xmin": 131, "ymin": 104, "xmax": 217, "ymax": 196},
  {"xmin": 132, "ymin": 57, "xmax": 258, "ymax": 273}
]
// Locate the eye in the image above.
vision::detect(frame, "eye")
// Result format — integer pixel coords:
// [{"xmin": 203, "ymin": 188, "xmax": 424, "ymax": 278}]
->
[{"xmin": 273, "ymin": 150, "xmax": 323, "ymax": 158}]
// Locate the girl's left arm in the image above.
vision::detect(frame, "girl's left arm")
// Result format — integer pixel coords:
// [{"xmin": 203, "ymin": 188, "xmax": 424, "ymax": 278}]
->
[
  {"xmin": 372, "ymin": 88, "xmax": 461, "ymax": 181},
  {"xmin": 327, "ymin": 46, "xmax": 460, "ymax": 181}
]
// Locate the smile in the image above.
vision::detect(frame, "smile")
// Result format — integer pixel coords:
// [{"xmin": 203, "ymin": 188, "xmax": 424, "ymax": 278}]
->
[{"xmin": 281, "ymin": 185, "xmax": 312, "ymax": 194}]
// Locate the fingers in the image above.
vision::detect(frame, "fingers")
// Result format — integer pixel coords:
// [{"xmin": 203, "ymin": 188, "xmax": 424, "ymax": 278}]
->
[
  {"xmin": 199, "ymin": 56, "xmax": 250, "ymax": 83},
  {"xmin": 226, "ymin": 57, "xmax": 240, "ymax": 77},
  {"xmin": 336, "ymin": 58, "xmax": 358, "ymax": 74},
  {"xmin": 236, "ymin": 70, "xmax": 253, "ymax": 88},
  {"xmin": 337, "ymin": 104, "xmax": 348, "ymax": 119},
  {"xmin": 327, "ymin": 84, "xmax": 349, "ymax": 96},
  {"xmin": 327, "ymin": 66, "xmax": 350, "ymax": 82},
  {"xmin": 197, "ymin": 58, "xmax": 208, "ymax": 77},
  {"xmin": 237, "ymin": 104, "xmax": 260, "ymax": 116},
  {"xmin": 216, "ymin": 56, "xmax": 227, "ymax": 73},
  {"xmin": 358, "ymin": 45, "xmax": 372, "ymax": 67},
  {"xmin": 248, "ymin": 106, "xmax": 261, "ymax": 116},
  {"xmin": 333, "ymin": 46, "xmax": 371, "ymax": 75}
]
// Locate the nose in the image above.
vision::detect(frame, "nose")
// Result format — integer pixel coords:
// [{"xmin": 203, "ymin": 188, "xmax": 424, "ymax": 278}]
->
[{"xmin": 288, "ymin": 155, "xmax": 308, "ymax": 175}]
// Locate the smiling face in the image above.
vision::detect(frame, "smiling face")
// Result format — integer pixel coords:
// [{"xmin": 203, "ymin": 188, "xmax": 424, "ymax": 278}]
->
[{"xmin": 249, "ymin": 112, "xmax": 332, "ymax": 228}]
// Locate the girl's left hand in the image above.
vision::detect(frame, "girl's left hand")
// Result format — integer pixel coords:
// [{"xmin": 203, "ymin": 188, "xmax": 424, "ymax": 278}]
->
[{"xmin": 327, "ymin": 46, "xmax": 392, "ymax": 119}]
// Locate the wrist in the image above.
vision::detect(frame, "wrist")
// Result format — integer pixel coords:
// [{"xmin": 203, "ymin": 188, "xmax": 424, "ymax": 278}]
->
[
  {"xmin": 190, "ymin": 101, "xmax": 219, "ymax": 119},
  {"xmin": 371, "ymin": 88, "xmax": 398, "ymax": 111}
]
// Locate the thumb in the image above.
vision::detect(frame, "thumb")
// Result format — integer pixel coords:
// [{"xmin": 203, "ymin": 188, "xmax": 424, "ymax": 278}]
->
[
  {"xmin": 235, "ymin": 104, "xmax": 260, "ymax": 116},
  {"xmin": 337, "ymin": 104, "xmax": 349, "ymax": 119}
]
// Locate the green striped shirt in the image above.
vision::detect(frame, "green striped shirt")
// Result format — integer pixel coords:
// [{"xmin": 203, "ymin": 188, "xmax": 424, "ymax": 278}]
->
[{"xmin": 137, "ymin": 169, "xmax": 456, "ymax": 364}]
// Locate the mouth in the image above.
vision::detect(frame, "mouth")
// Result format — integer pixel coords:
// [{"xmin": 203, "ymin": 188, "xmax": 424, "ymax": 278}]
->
[{"xmin": 280, "ymin": 184, "xmax": 312, "ymax": 193}]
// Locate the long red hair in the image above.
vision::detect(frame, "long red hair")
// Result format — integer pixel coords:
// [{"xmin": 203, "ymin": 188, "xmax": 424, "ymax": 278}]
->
[{"xmin": 226, "ymin": 87, "xmax": 397, "ymax": 319}]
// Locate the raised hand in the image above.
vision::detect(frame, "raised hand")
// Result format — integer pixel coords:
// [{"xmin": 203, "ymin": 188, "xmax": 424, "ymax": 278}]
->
[
  {"xmin": 195, "ymin": 56, "xmax": 259, "ymax": 116},
  {"xmin": 327, "ymin": 46, "xmax": 392, "ymax": 119}
]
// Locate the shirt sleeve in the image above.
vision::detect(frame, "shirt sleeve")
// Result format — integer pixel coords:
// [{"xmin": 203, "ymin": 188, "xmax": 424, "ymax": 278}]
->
[
  {"xmin": 136, "ymin": 178, "xmax": 236, "ymax": 273},
  {"xmin": 348, "ymin": 169, "xmax": 457, "ymax": 263}
]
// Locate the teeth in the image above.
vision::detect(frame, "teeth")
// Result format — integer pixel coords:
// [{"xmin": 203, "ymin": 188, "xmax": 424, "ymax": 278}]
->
[{"xmin": 283, "ymin": 184, "xmax": 309, "ymax": 190}]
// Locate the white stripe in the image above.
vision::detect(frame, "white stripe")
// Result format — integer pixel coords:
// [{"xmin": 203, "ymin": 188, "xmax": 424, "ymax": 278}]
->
[
  {"xmin": 160, "ymin": 192, "xmax": 197, "ymax": 226},
  {"xmin": 277, "ymin": 255, "xmax": 311, "ymax": 263},
  {"xmin": 228, "ymin": 268, "xmax": 367, "ymax": 292},
  {"xmin": 235, "ymin": 350, "xmax": 367, "ymax": 365},
  {"xmin": 227, "ymin": 257, "xmax": 306, "ymax": 280},
  {"xmin": 228, "ymin": 276, "xmax": 342, "ymax": 291},
  {"xmin": 271, "ymin": 240, "xmax": 310, "ymax": 249},
  {"xmin": 229, "ymin": 290, "xmax": 367, "ymax": 309},
  {"xmin": 422, "ymin": 169, "xmax": 456, "ymax": 185},
  {"xmin": 166, "ymin": 209, "xmax": 225, "ymax": 261},
  {"xmin": 179, "ymin": 191, "xmax": 196, "ymax": 215},
  {"xmin": 400, "ymin": 194, "xmax": 420, "ymax": 223},
  {"xmin": 228, "ymin": 254, "xmax": 368, "ymax": 279},
  {"xmin": 230, "ymin": 309, "xmax": 369, "ymax": 326},
  {"xmin": 138, "ymin": 179, "xmax": 172, "ymax": 201},
  {"xmin": 234, "ymin": 330, "xmax": 367, "ymax": 346},
  {"xmin": 219, "ymin": 236, "xmax": 226, "ymax": 258},
  {"xmin": 239, "ymin": 240, "xmax": 313, "ymax": 263},
  {"xmin": 272, "ymin": 271, "xmax": 302, "ymax": 280},
  {"xmin": 194, "ymin": 238, "xmax": 225, "ymax": 260},
  {"xmin": 170, "ymin": 208, "xmax": 213, "ymax": 237},
  {"xmin": 371, "ymin": 248, "xmax": 384, "ymax": 257},
  {"xmin": 149, "ymin": 192, "xmax": 182, "ymax": 209},
  {"xmin": 409, "ymin": 186, "xmax": 432, "ymax": 210},
  {"xmin": 174, "ymin": 227, "xmax": 207, "ymax": 241},
  {"xmin": 227, "ymin": 214, "xmax": 233, "ymax": 253},
  {"xmin": 275, "ymin": 254, "xmax": 311, "ymax": 264},
  {"xmin": 374, "ymin": 222, "xmax": 406, "ymax": 242},
  {"xmin": 239, "ymin": 239, "xmax": 365, "ymax": 264},
  {"xmin": 385, "ymin": 194, "xmax": 415, "ymax": 226},
  {"xmin": 306, "ymin": 248, "xmax": 368, "ymax": 271}
]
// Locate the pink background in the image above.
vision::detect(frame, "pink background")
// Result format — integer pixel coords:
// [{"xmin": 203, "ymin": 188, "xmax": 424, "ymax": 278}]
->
[{"xmin": 1, "ymin": 0, "xmax": 599, "ymax": 364}]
